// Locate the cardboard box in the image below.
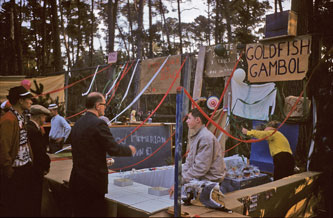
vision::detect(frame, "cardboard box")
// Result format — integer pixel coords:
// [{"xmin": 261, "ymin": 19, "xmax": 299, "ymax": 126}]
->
[
  {"xmin": 222, "ymin": 174, "xmax": 271, "ymax": 193},
  {"xmin": 113, "ymin": 178, "xmax": 133, "ymax": 187},
  {"xmin": 148, "ymin": 187, "xmax": 169, "ymax": 196},
  {"xmin": 265, "ymin": 10, "xmax": 297, "ymax": 38}
]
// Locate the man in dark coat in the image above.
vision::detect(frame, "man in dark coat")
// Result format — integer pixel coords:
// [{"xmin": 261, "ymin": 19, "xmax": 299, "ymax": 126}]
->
[
  {"xmin": 69, "ymin": 92, "xmax": 136, "ymax": 217},
  {"xmin": 27, "ymin": 104, "xmax": 51, "ymax": 216}
]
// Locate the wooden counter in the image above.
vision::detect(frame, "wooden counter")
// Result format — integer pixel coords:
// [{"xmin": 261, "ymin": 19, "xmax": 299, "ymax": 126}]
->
[{"xmin": 42, "ymin": 157, "xmax": 321, "ymax": 217}]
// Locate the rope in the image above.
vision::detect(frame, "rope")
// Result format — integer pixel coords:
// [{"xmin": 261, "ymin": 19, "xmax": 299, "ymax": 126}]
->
[
  {"xmin": 182, "ymin": 86, "xmax": 305, "ymax": 143},
  {"xmin": 82, "ymin": 65, "xmax": 100, "ymax": 96},
  {"xmin": 65, "ymin": 63, "xmax": 133, "ymax": 120},
  {"xmin": 117, "ymin": 56, "xmax": 188, "ymax": 144},
  {"xmin": 110, "ymin": 131, "xmax": 175, "ymax": 171},
  {"xmin": 105, "ymin": 63, "xmax": 128, "ymax": 99},
  {"xmin": 65, "ymin": 109, "xmax": 87, "ymax": 119},
  {"xmin": 106, "ymin": 61, "xmax": 135, "ymax": 105},
  {"xmin": 206, "ymin": 51, "xmax": 244, "ymax": 127},
  {"xmin": 109, "ymin": 57, "xmax": 188, "ymax": 170},
  {"xmin": 118, "ymin": 59, "xmax": 140, "ymax": 108},
  {"xmin": 109, "ymin": 55, "xmax": 171, "ymax": 123},
  {"xmin": 35, "ymin": 64, "xmax": 112, "ymax": 98},
  {"xmin": 224, "ymin": 142, "xmax": 242, "ymax": 153}
]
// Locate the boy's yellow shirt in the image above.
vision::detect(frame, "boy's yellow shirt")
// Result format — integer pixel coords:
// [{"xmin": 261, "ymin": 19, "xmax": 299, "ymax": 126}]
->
[{"xmin": 247, "ymin": 129, "xmax": 292, "ymax": 157}]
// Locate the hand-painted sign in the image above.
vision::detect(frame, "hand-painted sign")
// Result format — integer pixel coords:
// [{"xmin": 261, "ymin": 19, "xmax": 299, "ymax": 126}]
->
[
  {"xmin": 140, "ymin": 55, "xmax": 181, "ymax": 95},
  {"xmin": 204, "ymin": 44, "xmax": 237, "ymax": 77},
  {"xmin": 108, "ymin": 52, "xmax": 118, "ymax": 63},
  {"xmin": 109, "ymin": 125, "xmax": 172, "ymax": 170},
  {"xmin": 246, "ymin": 35, "xmax": 311, "ymax": 83}
]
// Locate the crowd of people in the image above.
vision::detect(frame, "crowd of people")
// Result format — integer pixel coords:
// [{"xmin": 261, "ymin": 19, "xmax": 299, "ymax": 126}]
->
[
  {"xmin": 0, "ymin": 84, "xmax": 294, "ymax": 217},
  {"xmin": 0, "ymin": 85, "xmax": 136, "ymax": 217}
]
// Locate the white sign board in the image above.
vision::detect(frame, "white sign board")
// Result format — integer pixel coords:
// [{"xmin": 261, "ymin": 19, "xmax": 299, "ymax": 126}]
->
[{"xmin": 108, "ymin": 52, "xmax": 118, "ymax": 64}]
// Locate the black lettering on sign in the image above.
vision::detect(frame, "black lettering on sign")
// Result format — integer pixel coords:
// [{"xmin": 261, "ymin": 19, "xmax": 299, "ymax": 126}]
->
[
  {"xmin": 288, "ymin": 58, "xmax": 296, "ymax": 74},
  {"xmin": 246, "ymin": 35, "xmax": 311, "ymax": 82},
  {"xmin": 249, "ymin": 63, "xmax": 258, "ymax": 77},
  {"xmin": 291, "ymin": 40, "xmax": 299, "ymax": 55},
  {"xmin": 297, "ymin": 57, "xmax": 305, "ymax": 74},
  {"xmin": 255, "ymin": 45, "xmax": 263, "ymax": 60},
  {"xmin": 269, "ymin": 44, "xmax": 277, "ymax": 58},
  {"xmin": 278, "ymin": 60, "xmax": 287, "ymax": 75},
  {"xmin": 269, "ymin": 61, "xmax": 277, "ymax": 76},
  {"xmin": 246, "ymin": 46, "xmax": 254, "ymax": 61},
  {"xmin": 259, "ymin": 63, "xmax": 268, "ymax": 77}
]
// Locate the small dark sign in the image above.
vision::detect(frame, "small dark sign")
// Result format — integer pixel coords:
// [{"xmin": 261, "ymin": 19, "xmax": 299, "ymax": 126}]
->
[{"xmin": 204, "ymin": 44, "xmax": 237, "ymax": 77}]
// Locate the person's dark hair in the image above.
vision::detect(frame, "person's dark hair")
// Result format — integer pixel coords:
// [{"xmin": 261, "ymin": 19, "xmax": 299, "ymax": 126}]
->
[
  {"xmin": 266, "ymin": 120, "xmax": 280, "ymax": 128},
  {"xmin": 255, "ymin": 123, "xmax": 266, "ymax": 130},
  {"xmin": 190, "ymin": 108, "xmax": 208, "ymax": 124},
  {"xmin": 7, "ymin": 86, "xmax": 32, "ymax": 105},
  {"xmin": 86, "ymin": 93, "xmax": 104, "ymax": 109}
]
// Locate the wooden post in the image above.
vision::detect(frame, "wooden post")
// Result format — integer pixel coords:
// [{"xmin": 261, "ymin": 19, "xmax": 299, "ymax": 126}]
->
[{"xmin": 192, "ymin": 46, "xmax": 206, "ymax": 104}]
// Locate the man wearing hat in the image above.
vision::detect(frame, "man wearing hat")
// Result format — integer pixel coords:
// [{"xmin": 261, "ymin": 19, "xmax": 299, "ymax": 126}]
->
[
  {"xmin": 27, "ymin": 105, "xmax": 51, "ymax": 216},
  {"xmin": 0, "ymin": 86, "xmax": 35, "ymax": 216},
  {"xmin": 48, "ymin": 103, "xmax": 71, "ymax": 153}
]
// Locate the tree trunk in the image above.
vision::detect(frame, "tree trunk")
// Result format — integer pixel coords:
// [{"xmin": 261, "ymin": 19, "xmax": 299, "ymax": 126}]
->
[
  {"xmin": 207, "ymin": 0, "xmax": 211, "ymax": 46},
  {"xmin": 116, "ymin": 24, "xmax": 130, "ymax": 57},
  {"xmin": 148, "ymin": 0, "xmax": 153, "ymax": 58},
  {"xmin": 31, "ymin": 0, "xmax": 40, "ymax": 74},
  {"xmin": 75, "ymin": 0, "xmax": 82, "ymax": 65},
  {"xmin": 90, "ymin": 0, "xmax": 95, "ymax": 66},
  {"xmin": 41, "ymin": 1, "xmax": 47, "ymax": 75},
  {"xmin": 9, "ymin": 1, "xmax": 17, "ymax": 75},
  {"xmin": 59, "ymin": 0, "xmax": 72, "ymax": 70},
  {"xmin": 133, "ymin": 0, "xmax": 144, "ymax": 111},
  {"xmin": 177, "ymin": 0, "xmax": 183, "ymax": 55},
  {"xmin": 222, "ymin": 0, "xmax": 232, "ymax": 43},
  {"xmin": 127, "ymin": 0, "xmax": 135, "ymax": 58},
  {"xmin": 108, "ymin": 0, "xmax": 118, "ymax": 53},
  {"xmin": 159, "ymin": 0, "xmax": 171, "ymax": 53},
  {"xmin": 50, "ymin": 0, "xmax": 62, "ymax": 72},
  {"xmin": 215, "ymin": 0, "xmax": 220, "ymax": 44},
  {"xmin": 15, "ymin": 0, "xmax": 23, "ymax": 75}
]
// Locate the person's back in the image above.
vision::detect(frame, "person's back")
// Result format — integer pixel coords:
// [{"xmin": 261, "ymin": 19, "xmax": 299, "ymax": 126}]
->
[
  {"xmin": 69, "ymin": 92, "xmax": 136, "ymax": 217},
  {"xmin": 242, "ymin": 121, "xmax": 294, "ymax": 180},
  {"xmin": 71, "ymin": 112, "xmax": 116, "ymax": 193}
]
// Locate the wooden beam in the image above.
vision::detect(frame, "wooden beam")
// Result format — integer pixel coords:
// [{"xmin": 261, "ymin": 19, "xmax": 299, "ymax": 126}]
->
[{"xmin": 192, "ymin": 46, "xmax": 206, "ymax": 105}]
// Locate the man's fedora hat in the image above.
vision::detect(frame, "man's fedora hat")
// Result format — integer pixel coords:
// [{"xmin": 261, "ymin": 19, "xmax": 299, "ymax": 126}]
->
[{"xmin": 7, "ymin": 86, "xmax": 33, "ymax": 100}]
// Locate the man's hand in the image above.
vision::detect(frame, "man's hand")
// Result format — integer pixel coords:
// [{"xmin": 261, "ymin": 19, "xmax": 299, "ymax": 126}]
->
[
  {"xmin": 129, "ymin": 145, "xmax": 136, "ymax": 155},
  {"xmin": 242, "ymin": 128, "xmax": 248, "ymax": 135},
  {"xmin": 168, "ymin": 185, "xmax": 174, "ymax": 198},
  {"xmin": 107, "ymin": 158, "xmax": 115, "ymax": 166}
]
